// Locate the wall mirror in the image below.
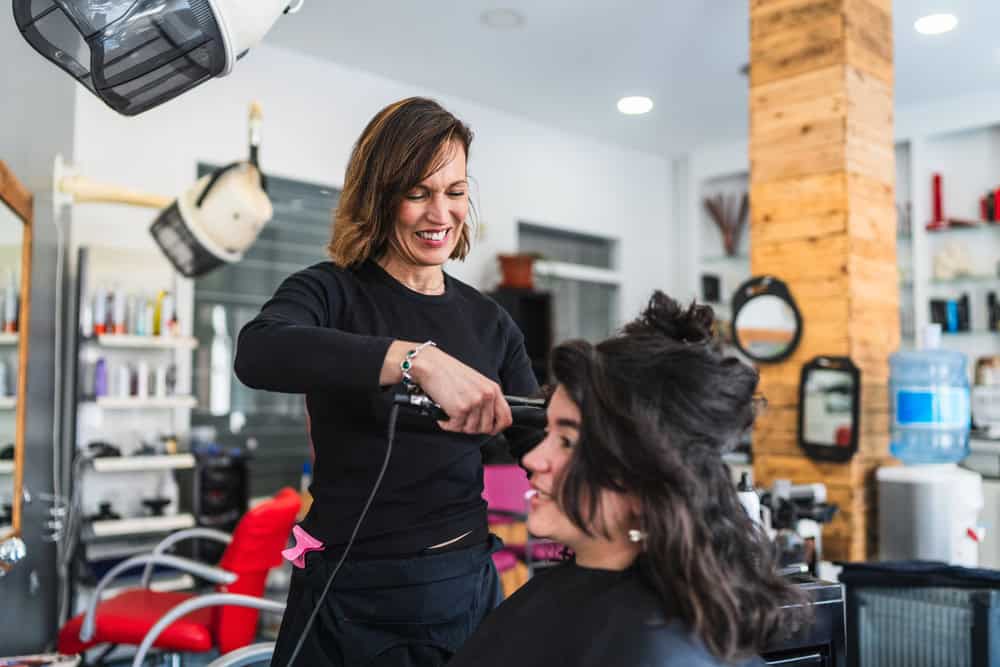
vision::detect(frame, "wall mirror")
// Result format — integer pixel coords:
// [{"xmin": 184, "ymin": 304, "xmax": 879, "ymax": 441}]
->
[
  {"xmin": 798, "ymin": 356, "xmax": 860, "ymax": 463},
  {"xmin": 0, "ymin": 161, "xmax": 32, "ymax": 576},
  {"xmin": 731, "ymin": 275, "xmax": 803, "ymax": 363}
]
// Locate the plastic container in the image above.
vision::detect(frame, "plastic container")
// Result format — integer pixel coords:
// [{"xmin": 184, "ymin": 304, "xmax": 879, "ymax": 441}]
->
[{"xmin": 889, "ymin": 324, "xmax": 970, "ymax": 464}]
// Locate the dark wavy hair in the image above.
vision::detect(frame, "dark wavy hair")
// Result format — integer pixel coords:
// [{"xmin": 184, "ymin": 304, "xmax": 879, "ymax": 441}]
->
[{"xmin": 550, "ymin": 291, "xmax": 809, "ymax": 663}]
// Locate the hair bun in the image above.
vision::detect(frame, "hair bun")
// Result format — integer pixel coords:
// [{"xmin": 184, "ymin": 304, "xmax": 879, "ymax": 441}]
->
[{"xmin": 623, "ymin": 291, "xmax": 714, "ymax": 343}]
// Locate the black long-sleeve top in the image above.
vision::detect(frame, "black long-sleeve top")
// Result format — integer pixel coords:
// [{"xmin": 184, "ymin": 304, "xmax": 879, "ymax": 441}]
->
[
  {"xmin": 234, "ymin": 259, "xmax": 539, "ymax": 556},
  {"xmin": 449, "ymin": 562, "xmax": 766, "ymax": 667}
]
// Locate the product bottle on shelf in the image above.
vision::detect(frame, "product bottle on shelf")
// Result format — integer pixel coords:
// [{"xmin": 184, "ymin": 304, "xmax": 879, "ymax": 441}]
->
[
  {"xmin": 93, "ymin": 287, "xmax": 107, "ymax": 335},
  {"xmin": 80, "ymin": 295, "xmax": 93, "ymax": 338},
  {"xmin": 93, "ymin": 358, "xmax": 107, "ymax": 397},
  {"xmin": 111, "ymin": 287, "xmax": 126, "ymax": 334},
  {"xmin": 161, "ymin": 292, "xmax": 177, "ymax": 337},
  {"xmin": 136, "ymin": 359, "xmax": 150, "ymax": 398},
  {"xmin": 209, "ymin": 305, "xmax": 232, "ymax": 416}
]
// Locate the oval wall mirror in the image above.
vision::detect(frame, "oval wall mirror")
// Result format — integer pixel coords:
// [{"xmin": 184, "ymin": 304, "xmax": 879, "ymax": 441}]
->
[
  {"xmin": 730, "ymin": 276, "xmax": 803, "ymax": 363},
  {"xmin": 799, "ymin": 356, "xmax": 861, "ymax": 462}
]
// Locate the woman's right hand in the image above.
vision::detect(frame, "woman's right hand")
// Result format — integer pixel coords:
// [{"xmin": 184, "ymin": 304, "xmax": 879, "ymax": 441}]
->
[{"xmin": 385, "ymin": 342, "xmax": 512, "ymax": 435}]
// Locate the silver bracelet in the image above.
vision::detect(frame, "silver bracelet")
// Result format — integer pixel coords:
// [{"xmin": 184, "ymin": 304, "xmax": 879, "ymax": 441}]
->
[{"xmin": 401, "ymin": 340, "xmax": 437, "ymax": 387}]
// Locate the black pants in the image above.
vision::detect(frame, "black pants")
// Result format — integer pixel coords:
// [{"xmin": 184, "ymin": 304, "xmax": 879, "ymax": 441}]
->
[{"xmin": 271, "ymin": 535, "xmax": 504, "ymax": 667}]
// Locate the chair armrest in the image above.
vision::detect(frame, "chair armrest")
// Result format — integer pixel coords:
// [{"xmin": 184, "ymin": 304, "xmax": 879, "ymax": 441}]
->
[
  {"xmin": 132, "ymin": 595, "xmax": 285, "ymax": 667},
  {"xmin": 140, "ymin": 527, "xmax": 233, "ymax": 588},
  {"xmin": 206, "ymin": 642, "xmax": 278, "ymax": 667},
  {"xmin": 80, "ymin": 554, "xmax": 237, "ymax": 642}
]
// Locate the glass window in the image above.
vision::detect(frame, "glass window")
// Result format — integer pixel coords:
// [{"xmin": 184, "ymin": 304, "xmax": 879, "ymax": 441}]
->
[
  {"xmin": 518, "ymin": 222, "xmax": 618, "ymax": 343},
  {"xmin": 519, "ymin": 222, "xmax": 616, "ymax": 269},
  {"xmin": 535, "ymin": 275, "xmax": 618, "ymax": 343},
  {"xmin": 192, "ymin": 165, "xmax": 339, "ymax": 497}
]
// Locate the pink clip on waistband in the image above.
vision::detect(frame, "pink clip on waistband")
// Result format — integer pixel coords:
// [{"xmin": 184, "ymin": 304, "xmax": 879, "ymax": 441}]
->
[{"xmin": 282, "ymin": 525, "xmax": 325, "ymax": 569}]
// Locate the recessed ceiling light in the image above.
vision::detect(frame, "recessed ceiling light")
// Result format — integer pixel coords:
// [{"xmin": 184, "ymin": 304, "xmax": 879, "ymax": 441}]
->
[
  {"xmin": 617, "ymin": 96, "xmax": 654, "ymax": 115},
  {"xmin": 481, "ymin": 9, "xmax": 525, "ymax": 30},
  {"xmin": 914, "ymin": 13, "xmax": 958, "ymax": 35}
]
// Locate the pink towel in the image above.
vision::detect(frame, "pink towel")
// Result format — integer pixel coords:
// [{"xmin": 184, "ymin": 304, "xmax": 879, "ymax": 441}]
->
[{"xmin": 282, "ymin": 525, "xmax": 325, "ymax": 568}]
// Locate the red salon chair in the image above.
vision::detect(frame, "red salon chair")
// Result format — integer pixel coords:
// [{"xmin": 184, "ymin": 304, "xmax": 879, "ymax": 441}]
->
[{"xmin": 58, "ymin": 487, "xmax": 300, "ymax": 664}]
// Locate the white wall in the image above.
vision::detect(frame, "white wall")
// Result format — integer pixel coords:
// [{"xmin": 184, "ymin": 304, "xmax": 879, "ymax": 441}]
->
[
  {"xmin": 71, "ymin": 43, "xmax": 675, "ymax": 327},
  {"xmin": 674, "ymin": 138, "xmax": 748, "ymax": 304}
]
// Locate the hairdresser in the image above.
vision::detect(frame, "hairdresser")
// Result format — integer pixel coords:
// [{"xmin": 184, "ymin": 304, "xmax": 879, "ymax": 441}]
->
[{"xmin": 234, "ymin": 97, "xmax": 538, "ymax": 666}]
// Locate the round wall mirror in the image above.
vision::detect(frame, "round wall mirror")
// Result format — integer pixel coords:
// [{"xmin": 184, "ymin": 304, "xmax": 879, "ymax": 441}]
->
[{"xmin": 730, "ymin": 276, "xmax": 803, "ymax": 363}]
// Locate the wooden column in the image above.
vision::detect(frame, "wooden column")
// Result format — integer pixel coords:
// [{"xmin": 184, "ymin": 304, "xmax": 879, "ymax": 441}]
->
[{"xmin": 749, "ymin": 0, "xmax": 897, "ymax": 561}]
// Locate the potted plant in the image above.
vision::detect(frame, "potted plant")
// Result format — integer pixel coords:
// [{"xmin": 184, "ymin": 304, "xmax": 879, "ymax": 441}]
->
[{"xmin": 497, "ymin": 252, "xmax": 543, "ymax": 289}]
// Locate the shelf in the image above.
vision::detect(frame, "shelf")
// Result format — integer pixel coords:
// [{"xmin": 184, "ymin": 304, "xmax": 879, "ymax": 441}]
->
[
  {"xmin": 700, "ymin": 254, "xmax": 749, "ymax": 264},
  {"xmin": 88, "ymin": 396, "xmax": 197, "ymax": 409},
  {"xmin": 90, "ymin": 453, "xmax": 195, "ymax": 473},
  {"xmin": 0, "ymin": 397, "xmax": 16, "ymax": 409},
  {"xmin": 941, "ymin": 330, "xmax": 997, "ymax": 337},
  {"xmin": 930, "ymin": 276, "xmax": 1000, "ymax": 286},
  {"xmin": 0, "ymin": 333, "xmax": 18, "ymax": 345},
  {"xmin": 84, "ymin": 513, "xmax": 195, "ymax": 541},
  {"xmin": 926, "ymin": 223, "xmax": 1000, "ymax": 235},
  {"xmin": 0, "ymin": 461, "xmax": 12, "ymax": 474},
  {"xmin": 84, "ymin": 334, "xmax": 198, "ymax": 350}
]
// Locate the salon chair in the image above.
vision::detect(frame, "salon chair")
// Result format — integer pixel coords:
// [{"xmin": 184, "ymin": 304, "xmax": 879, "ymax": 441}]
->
[{"xmin": 57, "ymin": 487, "xmax": 300, "ymax": 664}]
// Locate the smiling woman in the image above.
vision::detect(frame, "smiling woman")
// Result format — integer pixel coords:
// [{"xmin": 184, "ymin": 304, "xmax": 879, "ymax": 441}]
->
[
  {"xmin": 328, "ymin": 97, "xmax": 476, "ymax": 277},
  {"xmin": 234, "ymin": 97, "xmax": 539, "ymax": 666}
]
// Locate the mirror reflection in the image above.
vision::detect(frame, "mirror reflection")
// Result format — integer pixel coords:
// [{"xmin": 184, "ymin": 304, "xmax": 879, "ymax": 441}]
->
[
  {"xmin": 734, "ymin": 295, "xmax": 797, "ymax": 358},
  {"xmin": 803, "ymin": 369, "xmax": 856, "ymax": 448},
  {"xmin": 0, "ymin": 200, "xmax": 22, "ymax": 539},
  {"xmin": 731, "ymin": 277, "xmax": 802, "ymax": 363},
  {"xmin": 799, "ymin": 357, "xmax": 860, "ymax": 462}
]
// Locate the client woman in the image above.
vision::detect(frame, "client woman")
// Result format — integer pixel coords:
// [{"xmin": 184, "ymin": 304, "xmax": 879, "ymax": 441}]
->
[{"xmin": 450, "ymin": 292, "xmax": 808, "ymax": 667}]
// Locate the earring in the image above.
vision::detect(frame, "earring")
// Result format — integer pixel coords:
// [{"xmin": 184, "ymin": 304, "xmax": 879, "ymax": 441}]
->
[{"xmin": 628, "ymin": 529, "xmax": 647, "ymax": 543}]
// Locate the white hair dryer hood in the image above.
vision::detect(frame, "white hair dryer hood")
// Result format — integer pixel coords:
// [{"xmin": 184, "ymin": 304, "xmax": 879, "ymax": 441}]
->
[
  {"xmin": 13, "ymin": 0, "xmax": 302, "ymax": 116},
  {"xmin": 150, "ymin": 162, "xmax": 273, "ymax": 278}
]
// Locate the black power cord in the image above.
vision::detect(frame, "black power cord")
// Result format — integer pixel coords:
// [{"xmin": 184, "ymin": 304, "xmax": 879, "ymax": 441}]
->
[{"xmin": 283, "ymin": 403, "xmax": 399, "ymax": 667}]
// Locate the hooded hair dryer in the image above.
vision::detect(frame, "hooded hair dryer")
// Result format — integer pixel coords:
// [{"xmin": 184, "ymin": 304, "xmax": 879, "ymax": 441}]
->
[
  {"xmin": 13, "ymin": 0, "xmax": 303, "ymax": 116},
  {"xmin": 56, "ymin": 102, "xmax": 272, "ymax": 276}
]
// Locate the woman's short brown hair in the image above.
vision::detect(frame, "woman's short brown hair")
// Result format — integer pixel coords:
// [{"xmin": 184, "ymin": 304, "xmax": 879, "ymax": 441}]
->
[{"xmin": 328, "ymin": 97, "xmax": 475, "ymax": 267}]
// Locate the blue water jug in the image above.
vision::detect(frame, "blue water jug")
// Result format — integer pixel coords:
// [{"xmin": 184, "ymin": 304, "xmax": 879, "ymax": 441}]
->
[{"xmin": 889, "ymin": 325, "xmax": 970, "ymax": 464}]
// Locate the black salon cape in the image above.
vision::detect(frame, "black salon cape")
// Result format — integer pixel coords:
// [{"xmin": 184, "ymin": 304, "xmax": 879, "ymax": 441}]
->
[{"xmin": 448, "ymin": 562, "xmax": 765, "ymax": 667}]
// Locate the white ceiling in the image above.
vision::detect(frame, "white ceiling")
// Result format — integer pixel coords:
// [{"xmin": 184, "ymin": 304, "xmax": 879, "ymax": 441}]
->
[{"xmin": 266, "ymin": 1, "xmax": 1000, "ymax": 158}]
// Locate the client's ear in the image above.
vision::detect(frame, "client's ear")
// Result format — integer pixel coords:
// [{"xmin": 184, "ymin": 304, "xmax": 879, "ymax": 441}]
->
[{"xmin": 626, "ymin": 496, "xmax": 643, "ymax": 522}]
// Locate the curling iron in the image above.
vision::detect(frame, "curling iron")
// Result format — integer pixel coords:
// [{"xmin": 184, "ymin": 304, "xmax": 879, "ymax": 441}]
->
[{"xmin": 393, "ymin": 392, "xmax": 548, "ymax": 429}]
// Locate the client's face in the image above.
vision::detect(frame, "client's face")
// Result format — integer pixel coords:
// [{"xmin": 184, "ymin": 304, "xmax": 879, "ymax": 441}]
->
[{"xmin": 523, "ymin": 385, "xmax": 639, "ymax": 568}]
